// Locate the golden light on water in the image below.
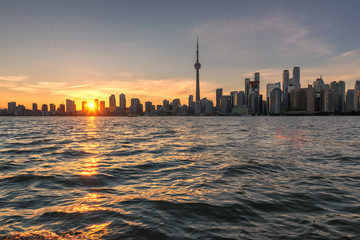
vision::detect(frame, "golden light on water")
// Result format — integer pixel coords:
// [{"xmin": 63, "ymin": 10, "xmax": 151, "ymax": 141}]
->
[{"xmin": 81, "ymin": 158, "xmax": 98, "ymax": 176}]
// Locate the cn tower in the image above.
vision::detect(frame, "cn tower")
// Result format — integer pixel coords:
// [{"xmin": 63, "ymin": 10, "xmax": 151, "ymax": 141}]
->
[{"xmin": 194, "ymin": 37, "xmax": 201, "ymax": 102}]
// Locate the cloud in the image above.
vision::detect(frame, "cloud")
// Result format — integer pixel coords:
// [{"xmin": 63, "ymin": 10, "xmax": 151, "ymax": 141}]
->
[
  {"xmin": 116, "ymin": 72, "xmax": 138, "ymax": 78},
  {"xmin": 0, "ymin": 75, "xmax": 28, "ymax": 82},
  {"xmin": 190, "ymin": 15, "xmax": 333, "ymax": 64}
]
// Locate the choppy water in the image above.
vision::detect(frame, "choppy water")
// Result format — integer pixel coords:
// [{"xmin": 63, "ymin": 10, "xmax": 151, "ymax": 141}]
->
[{"xmin": 0, "ymin": 116, "xmax": 359, "ymax": 239}]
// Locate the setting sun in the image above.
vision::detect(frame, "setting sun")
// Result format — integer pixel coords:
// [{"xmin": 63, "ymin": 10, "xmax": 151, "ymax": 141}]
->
[{"xmin": 88, "ymin": 102, "xmax": 95, "ymax": 111}]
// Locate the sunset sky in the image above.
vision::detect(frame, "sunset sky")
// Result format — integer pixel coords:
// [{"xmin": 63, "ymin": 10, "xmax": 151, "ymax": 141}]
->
[{"xmin": 1, "ymin": 0, "xmax": 360, "ymax": 109}]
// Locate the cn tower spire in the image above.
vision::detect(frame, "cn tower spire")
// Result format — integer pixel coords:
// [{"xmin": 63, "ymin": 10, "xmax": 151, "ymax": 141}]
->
[{"xmin": 194, "ymin": 37, "xmax": 201, "ymax": 102}]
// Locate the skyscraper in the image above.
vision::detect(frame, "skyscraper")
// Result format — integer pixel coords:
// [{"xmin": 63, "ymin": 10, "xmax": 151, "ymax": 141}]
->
[
  {"xmin": 282, "ymin": 70, "xmax": 289, "ymax": 111},
  {"xmin": 109, "ymin": 94, "xmax": 116, "ymax": 113},
  {"xmin": 194, "ymin": 37, "xmax": 201, "ymax": 102},
  {"xmin": 330, "ymin": 81, "xmax": 345, "ymax": 113},
  {"xmin": 245, "ymin": 78, "xmax": 250, "ymax": 105},
  {"xmin": 119, "ymin": 94, "xmax": 126, "ymax": 109},
  {"xmin": 216, "ymin": 88, "xmax": 223, "ymax": 112},
  {"xmin": 293, "ymin": 67, "xmax": 300, "ymax": 89},
  {"xmin": 230, "ymin": 91, "xmax": 238, "ymax": 107},
  {"xmin": 119, "ymin": 93, "xmax": 126, "ymax": 115}
]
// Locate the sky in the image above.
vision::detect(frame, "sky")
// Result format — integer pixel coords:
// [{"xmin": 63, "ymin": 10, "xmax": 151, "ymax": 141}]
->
[{"xmin": 1, "ymin": 0, "xmax": 360, "ymax": 109}]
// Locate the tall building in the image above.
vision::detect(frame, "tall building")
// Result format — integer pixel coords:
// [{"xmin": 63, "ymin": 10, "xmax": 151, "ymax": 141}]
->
[
  {"xmin": 188, "ymin": 95, "xmax": 194, "ymax": 114},
  {"xmin": 7, "ymin": 102, "xmax": 16, "ymax": 114},
  {"xmin": 249, "ymin": 92, "xmax": 259, "ymax": 114},
  {"xmin": 230, "ymin": 91, "xmax": 238, "ymax": 107},
  {"xmin": 94, "ymin": 99, "xmax": 99, "ymax": 112},
  {"xmin": 250, "ymin": 72, "xmax": 260, "ymax": 93},
  {"xmin": 172, "ymin": 99, "xmax": 181, "ymax": 115},
  {"xmin": 320, "ymin": 85, "xmax": 330, "ymax": 113},
  {"xmin": 293, "ymin": 67, "xmax": 300, "ymax": 89},
  {"xmin": 163, "ymin": 99, "xmax": 169, "ymax": 113},
  {"xmin": 130, "ymin": 98, "xmax": 142, "ymax": 115},
  {"xmin": 99, "ymin": 101, "xmax": 106, "ymax": 113},
  {"xmin": 216, "ymin": 88, "xmax": 223, "ymax": 112},
  {"xmin": 345, "ymin": 89, "xmax": 358, "ymax": 112},
  {"xmin": 119, "ymin": 94, "xmax": 126, "ymax": 108},
  {"xmin": 66, "ymin": 99, "xmax": 76, "ymax": 113},
  {"xmin": 58, "ymin": 104, "xmax": 65, "ymax": 112},
  {"xmin": 282, "ymin": 70, "xmax": 290, "ymax": 111},
  {"xmin": 270, "ymin": 88, "xmax": 281, "ymax": 114},
  {"xmin": 145, "ymin": 101, "xmax": 153, "ymax": 115},
  {"xmin": 330, "ymin": 81, "xmax": 345, "ymax": 113},
  {"xmin": 266, "ymin": 82, "xmax": 281, "ymax": 113},
  {"xmin": 41, "ymin": 104, "xmax": 48, "ymax": 112},
  {"xmin": 237, "ymin": 91, "xmax": 245, "ymax": 106},
  {"xmin": 244, "ymin": 78, "xmax": 250, "ymax": 105},
  {"xmin": 109, "ymin": 94, "xmax": 116, "ymax": 113},
  {"xmin": 82, "ymin": 101, "xmax": 87, "ymax": 112},
  {"xmin": 119, "ymin": 94, "xmax": 126, "ymax": 115},
  {"xmin": 49, "ymin": 104, "xmax": 56, "ymax": 113},
  {"xmin": 355, "ymin": 80, "xmax": 360, "ymax": 110},
  {"xmin": 220, "ymin": 95, "xmax": 232, "ymax": 115},
  {"xmin": 194, "ymin": 37, "xmax": 201, "ymax": 102},
  {"xmin": 32, "ymin": 103, "xmax": 38, "ymax": 113}
]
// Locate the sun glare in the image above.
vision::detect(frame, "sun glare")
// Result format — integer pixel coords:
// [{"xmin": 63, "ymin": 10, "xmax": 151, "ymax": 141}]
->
[{"xmin": 88, "ymin": 102, "xmax": 95, "ymax": 111}]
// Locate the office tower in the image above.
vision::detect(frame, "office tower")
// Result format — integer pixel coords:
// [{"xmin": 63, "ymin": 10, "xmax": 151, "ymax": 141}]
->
[
  {"xmin": 194, "ymin": 37, "xmax": 201, "ymax": 101},
  {"xmin": 237, "ymin": 91, "xmax": 245, "ymax": 106},
  {"xmin": 250, "ymin": 72, "xmax": 260, "ymax": 93},
  {"xmin": 99, "ymin": 101, "xmax": 105, "ymax": 112},
  {"xmin": 204, "ymin": 100, "xmax": 213, "ymax": 114},
  {"xmin": 306, "ymin": 86, "xmax": 315, "ymax": 113},
  {"xmin": 245, "ymin": 78, "xmax": 250, "ymax": 105},
  {"xmin": 41, "ymin": 104, "xmax": 48, "ymax": 112},
  {"xmin": 330, "ymin": 81, "xmax": 345, "ymax": 113},
  {"xmin": 270, "ymin": 88, "xmax": 281, "ymax": 114},
  {"xmin": 249, "ymin": 92, "xmax": 259, "ymax": 114},
  {"xmin": 32, "ymin": 103, "xmax": 38, "ymax": 113},
  {"xmin": 16, "ymin": 105, "xmax": 25, "ymax": 116},
  {"xmin": 145, "ymin": 101, "xmax": 152, "ymax": 115},
  {"xmin": 58, "ymin": 104, "xmax": 65, "ymax": 112},
  {"xmin": 320, "ymin": 84, "xmax": 330, "ymax": 112},
  {"xmin": 230, "ymin": 91, "xmax": 238, "ymax": 107},
  {"xmin": 188, "ymin": 95, "xmax": 194, "ymax": 114},
  {"xmin": 293, "ymin": 67, "xmax": 300, "ymax": 89},
  {"xmin": 49, "ymin": 104, "xmax": 55, "ymax": 113},
  {"xmin": 355, "ymin": 80, "xmax": 360, "ymax": 110},
  {"xmin": 94, "ymin": 99, "xmax": 99, "ymax": 112},
  {"xmin": 282, "ymin": 70, "xmax": 289, "ymax": 111},
  {"xmin": 216, "ymin": 88, "xmax": 223, "ymax": 112},
  {"xmin": 66, "ymin": 99, "xmax": 76, "ymax": 113},
  {"xmin": 163, "ymin": 99, "xmax": 169, "ymax": 113},
  {"xmin": 290, "ymin": 89, "xmax": 306, "ymax": 111},
  {"xmin": 313, "ymin": 76, "xmax": 325, "ymax": 111},
  {"xmin": 7, "ymin": 102, "xmax": 16, "ymax": 114},
  {"xmin": 130, "ymin": 98, "xmax": 142, "ymax": 115},
  {"xmin": 119, "ymin": 94, "xmax": 126, "ymax": 108},
  {"xmin": 172, "ymin": 99, "xmax": 180, "ymax": 115},
  {"xmin": 109, "ymin": 94, "xmax": 116, "ymax": 113},
  {"xmin": 194, "ymin": 101, "xmax": 202, "ymax": 115},
  {"xmin": 219, "ymin": 95, "xmax": 231, "ymax": 114},
  {"xmin": 82, "ymin": 101, "xmax": 87, "ymax": 112},
  {"xmin": 345, "ymin": 89, "xmax": 358, "ymax": 112},
  {"xmin": 266, "ymin": 82, "xmax": 281, "ymax": 113}
]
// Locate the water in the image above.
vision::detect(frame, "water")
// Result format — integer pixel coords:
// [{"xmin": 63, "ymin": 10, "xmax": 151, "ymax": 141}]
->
[{"xmin": 0, "ymin": 116, "xmax": 359, "ymax": 239}]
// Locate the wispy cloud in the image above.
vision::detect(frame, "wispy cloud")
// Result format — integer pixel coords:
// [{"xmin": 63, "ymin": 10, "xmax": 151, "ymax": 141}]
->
[
  {"xmin": 0, "ymin": 75, "xmax": 28, "ymax": 82},
  {"xmin": 190, "ymin": 15, "xmax": 333, "ymax": 64}
]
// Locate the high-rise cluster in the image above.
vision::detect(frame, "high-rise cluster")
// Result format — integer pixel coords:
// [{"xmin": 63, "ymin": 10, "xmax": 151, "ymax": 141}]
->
[{"xmin": 2, "ymin": 40, "xmax": 360, "ymax": 117}]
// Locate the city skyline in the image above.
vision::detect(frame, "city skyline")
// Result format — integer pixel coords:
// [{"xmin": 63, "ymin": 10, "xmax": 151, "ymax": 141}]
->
[{"xmin": 1, "ymin": 0, "xmax": 360, "ymax": 109}]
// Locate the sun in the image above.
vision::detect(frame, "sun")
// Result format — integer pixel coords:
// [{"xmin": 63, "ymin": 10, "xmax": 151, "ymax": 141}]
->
[{"xmin": 88, "ymin": 102, "xmax": 95, "ymax": 111}]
